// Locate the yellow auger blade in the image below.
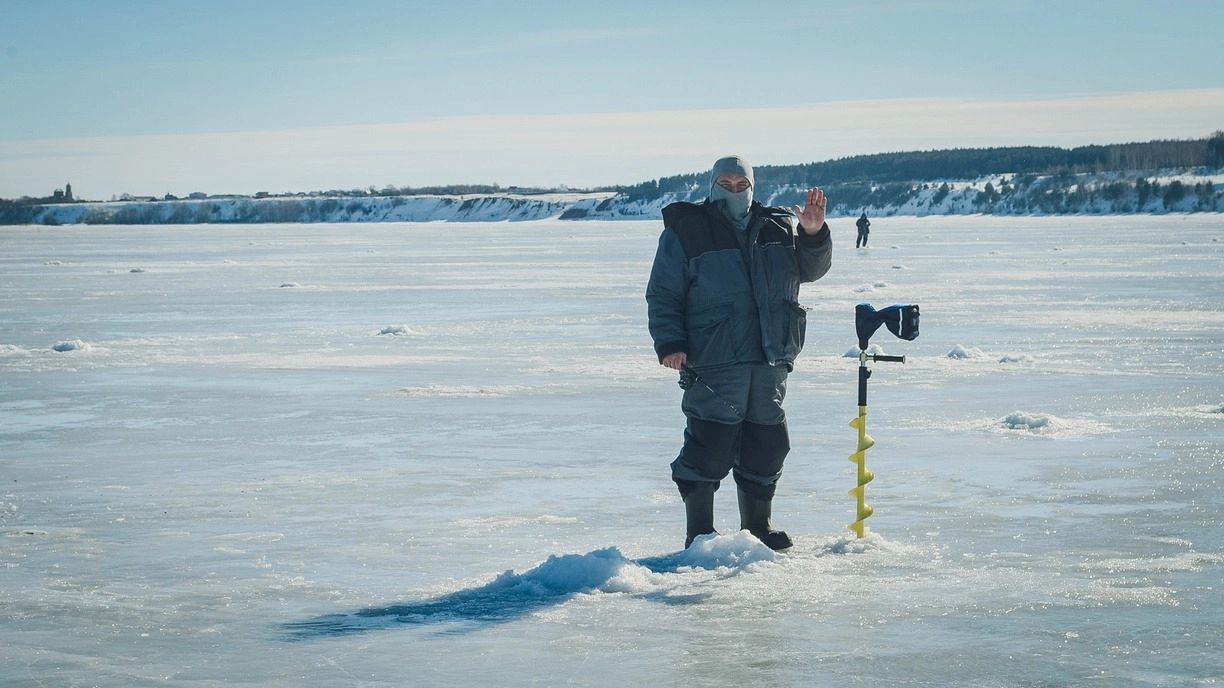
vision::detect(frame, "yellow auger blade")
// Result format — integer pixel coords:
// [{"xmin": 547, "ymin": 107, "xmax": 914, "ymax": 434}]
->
[{"xmin": 848, "ymin": 406, "xmax": 874, "ymax": 538}]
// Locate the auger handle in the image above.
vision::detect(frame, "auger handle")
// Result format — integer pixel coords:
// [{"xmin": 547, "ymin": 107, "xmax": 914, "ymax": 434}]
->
[{"xmin": 871, "ymin": 354, "xmax": 906, "ymax": 363}]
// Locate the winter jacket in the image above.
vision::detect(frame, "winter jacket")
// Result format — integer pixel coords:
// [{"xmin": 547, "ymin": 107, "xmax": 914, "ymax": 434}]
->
[{"xmin": 646, "ymin": 200, "xmax": 832, "ymax": 372}]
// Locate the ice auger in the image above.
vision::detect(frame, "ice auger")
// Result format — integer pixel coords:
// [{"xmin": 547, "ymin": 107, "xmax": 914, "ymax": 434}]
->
[{"xmin": 848, "ymin": 303, "xmax": 920, "ymax": 538}]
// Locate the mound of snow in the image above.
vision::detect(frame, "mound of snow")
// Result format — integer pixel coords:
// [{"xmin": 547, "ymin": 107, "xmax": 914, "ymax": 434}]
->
[
  {"xmin": 528, "ymin": 536, "xmax": 778, "ymax": 591},
  {"xmin": 44, "ymin": 260, "xmax": 63, "ymax": 266},
  {"xmin": 378, "ymin": 325, "xmax": 419, "ymax": 336},
  {"xmin": 494, "ymin": 547, "xmax": 643, "ymax": 594},
  {"xmin": 52, "ymin": 339, "xmax": 90, "ymax": 352},
  {"xmin": 998, "ymin": 353, "xmax": 1035, "ymax": 363},
  {"xmin": 677, "ymin": 531, "xmax": 779, "ymax": 569},
  {"xmin": 279, "ymin": 282, "xmax": 302, "ymax": 288},
  {"xmin": 890, "ymin": 245, "xmax": 901, "ymax": 249},
  {"xmin": 818, "ymin": 532, "xmax": 895, "ymax": 555},
  {"xmin": 954, "ymin": 412, "xmax": 1113, "ymax": 437},
  {"xmin": 282, "ymin": 538, "xmax": 784, "ymax": 640},
  {"xmin": 1000, "ymin": 411, "xmax": 1064, "ymax": 432},
  {"xmin": 852, "ymin": 284, "xmax": 876, "ymax": 293},
  {"xmin": 892, "ymin": 264, "xmax": 908, "ymax": 270},
  {"xmin": 947, "ymin": 344, "xmax": 987, "ymax": 359},
  {"xmin": 844, "ymin": 344, "xmax": 887, "ymax": 358},
  {"xmin": 129, "ymin": 268, "xmax": 147, "ymax": 273}
]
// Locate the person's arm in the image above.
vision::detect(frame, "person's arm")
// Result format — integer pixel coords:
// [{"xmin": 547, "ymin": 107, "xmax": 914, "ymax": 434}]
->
[
  {"xmin": 645, "ymin": 230, "xmax": 689, "ymax": 366},
  {"xmin": 791, "ymin": 187, "xmax": 833, "ymax": 283}
]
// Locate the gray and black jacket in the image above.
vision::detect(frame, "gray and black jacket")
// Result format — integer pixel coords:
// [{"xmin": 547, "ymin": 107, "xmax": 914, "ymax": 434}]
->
[{"xmin": 646, "ymin": 200, "xmax": 832, "ymax": 372}]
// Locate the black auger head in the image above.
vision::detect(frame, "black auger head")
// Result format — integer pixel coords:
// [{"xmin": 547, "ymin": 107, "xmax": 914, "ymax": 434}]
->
[{"xmin": 856, "ymin": 303, "xmax": 920, "ymax": 351}]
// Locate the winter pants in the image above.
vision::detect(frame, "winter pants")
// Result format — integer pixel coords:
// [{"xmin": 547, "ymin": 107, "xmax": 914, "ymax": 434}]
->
[
  {"xmin": 671, "ymin": 364, "xmax": 790, "ymax": 500},
  {"xmin": 856, "ymin": 228, "xmax": 869, "ymax": 248}
]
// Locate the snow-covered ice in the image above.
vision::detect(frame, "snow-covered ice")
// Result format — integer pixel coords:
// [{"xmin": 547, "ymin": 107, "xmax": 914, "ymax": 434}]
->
[{"xmin": 1, "ymin": 215, "xmax": 1222, "ymax": 686}]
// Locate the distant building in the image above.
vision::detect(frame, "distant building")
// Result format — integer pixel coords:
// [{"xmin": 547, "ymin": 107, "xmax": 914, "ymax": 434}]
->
[
  {"xmin": 188, "ymin": 192, "xmax": 208, "ymax": 200},
  {"xmin": 50, "ymin": 183, "xmax": 75, "ymax": 202}
]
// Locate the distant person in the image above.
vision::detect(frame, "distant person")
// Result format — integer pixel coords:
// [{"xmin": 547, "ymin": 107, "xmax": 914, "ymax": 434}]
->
[
  {"xmin": 856, "ymin": 212, "xmax": 871, "ymax": 248},
  {"xmin": 645, "ymin": 155, "xmax": 833, "ymax": 551}
]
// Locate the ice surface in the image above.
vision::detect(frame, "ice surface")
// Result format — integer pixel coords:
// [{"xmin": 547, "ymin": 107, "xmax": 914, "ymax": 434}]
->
[{"xmin": 1, "ymin": 215, "xmax": 1222, "ymax": 686}]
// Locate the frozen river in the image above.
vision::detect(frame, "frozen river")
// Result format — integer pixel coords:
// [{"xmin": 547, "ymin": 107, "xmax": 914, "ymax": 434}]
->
[{"xmin": 2, "ymin": 215, "xmax": 1222, "ymax": 686}]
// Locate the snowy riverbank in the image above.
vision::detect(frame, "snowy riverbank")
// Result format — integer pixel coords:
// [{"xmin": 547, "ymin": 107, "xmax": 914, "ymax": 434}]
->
[{"xmin": 9, "ymin": 168, "xmax": 1223, "ymax": 226}]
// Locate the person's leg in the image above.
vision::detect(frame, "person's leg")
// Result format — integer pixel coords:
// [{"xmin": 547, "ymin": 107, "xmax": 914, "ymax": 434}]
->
[
  {"xmin": 733, "ymin": 365, "xmax": 794, "ymax": 550},
  {"xmin": 670, "ymin": 367, "xmax": 751, "ymax": 547},
  {"xmin": 672, "ymin": 418, "xmax": 741, "ymax": 491}
]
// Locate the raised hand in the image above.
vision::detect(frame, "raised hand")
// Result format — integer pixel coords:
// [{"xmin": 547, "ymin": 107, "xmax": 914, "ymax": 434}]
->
[{"xmin": 792, "ymin": 187, "xmax": 827, "ymax": 234}]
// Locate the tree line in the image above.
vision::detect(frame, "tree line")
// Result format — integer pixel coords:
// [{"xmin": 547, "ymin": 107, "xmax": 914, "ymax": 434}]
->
[
  {"xmin": 815, "ymin": 176, "xmax": 1218, "ymax": 216},
  {"xmin": 619, "ymin": 132, "xmax": 1224, "ymax": 201}
]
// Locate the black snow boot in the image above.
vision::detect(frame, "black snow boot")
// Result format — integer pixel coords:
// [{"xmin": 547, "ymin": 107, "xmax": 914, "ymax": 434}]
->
[
  {"xmin": 681, "ymin": 481, "xmax": 717, "ymax": 549},
  {"xmin": 737, "ymin": 486, "xmax": 793, "ymax": 552}
]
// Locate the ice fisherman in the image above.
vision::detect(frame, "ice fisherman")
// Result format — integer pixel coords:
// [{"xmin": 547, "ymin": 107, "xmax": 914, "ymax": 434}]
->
[
  {"xmin": 856, "ymin": 212, "xmax": 870, "ymax": 248},
  {"xmin": 645, "ymin": 155, "xmax": 833, "ymax": 551}
]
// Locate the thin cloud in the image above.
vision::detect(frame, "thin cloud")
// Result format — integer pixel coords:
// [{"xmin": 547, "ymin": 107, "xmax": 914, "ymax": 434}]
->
[{"xmin": 3, "ymin": 89, "xmax": 1221, "ymax": 197}]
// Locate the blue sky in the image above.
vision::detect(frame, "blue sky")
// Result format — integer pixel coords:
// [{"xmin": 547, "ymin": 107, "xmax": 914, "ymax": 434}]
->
[{"xmin": 2, "ymin": 0, "xmax": 1222, "ymax": 198}]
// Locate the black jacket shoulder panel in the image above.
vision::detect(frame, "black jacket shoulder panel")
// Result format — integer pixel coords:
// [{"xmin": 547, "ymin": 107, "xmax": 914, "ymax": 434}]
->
[
  {"xmin": 663, "ymin": 201, "xmax": 739, "ymax": 259},
  {"xmin": 661, "ymin": 201, "xmax": 705, "ymax": 229}
]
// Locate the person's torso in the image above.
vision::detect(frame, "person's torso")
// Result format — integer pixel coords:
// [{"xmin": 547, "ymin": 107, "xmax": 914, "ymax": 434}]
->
[{"xmin": 662, "ymin": 201, "xmax": 806, "ymax": 369}]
